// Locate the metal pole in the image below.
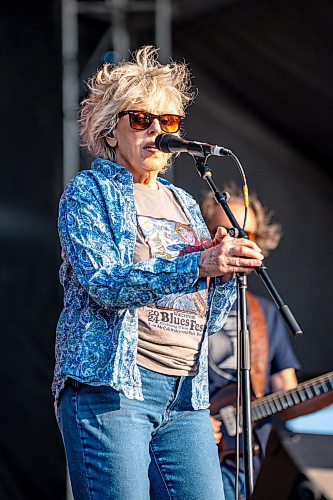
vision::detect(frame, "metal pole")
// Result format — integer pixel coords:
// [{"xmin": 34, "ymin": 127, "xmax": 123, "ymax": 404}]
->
[
  {"xmin": 111, "ymin": 0, "xmax": 130, "ymax": 59},
  {"xmin": 155, "ymin": 0, "xmax": 172, "ymax": 63},
  {"xmin": 155, "ymin": 0, "xmax": 174, "ymax": 183},
  {"xmin": 62, "ymin": 0, "xmax": 80, "ymax": 188},
  {"xmin": 62, "ymin": 2, "xmax": 79, "ymax": 497},
  {"xmin": 238, "ymin": 273, "xmax": 254, "ymax": 496}
]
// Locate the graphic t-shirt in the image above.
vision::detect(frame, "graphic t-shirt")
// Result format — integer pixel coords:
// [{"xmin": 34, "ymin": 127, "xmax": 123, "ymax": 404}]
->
[{"xmin": 133, "ymin": 182, "xmax": 207, "ymax": 376}]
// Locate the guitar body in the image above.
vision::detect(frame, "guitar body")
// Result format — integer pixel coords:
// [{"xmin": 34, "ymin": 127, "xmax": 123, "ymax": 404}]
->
[
  {"xmin": 210, "ymin": 384, "xmax": 260, "ymax": 463},
  {"xmin": 210, "ymin": 383, "xmax": 244, "ymax": 416}
]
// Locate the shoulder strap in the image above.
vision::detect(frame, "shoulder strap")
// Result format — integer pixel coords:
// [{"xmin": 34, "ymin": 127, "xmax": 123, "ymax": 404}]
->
[{"xmin": 247, "ymin": 292, "xmax": 269, "ymax": 398}]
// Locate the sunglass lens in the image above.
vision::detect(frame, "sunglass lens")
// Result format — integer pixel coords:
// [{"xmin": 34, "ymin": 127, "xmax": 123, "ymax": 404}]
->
[
  {"xmin": 160, "ymin": 115, "xmax": 181, "ymax": 133},
  {"xmin": 130, "ymin": 112, "xmax": 152, "ymax": 130}
]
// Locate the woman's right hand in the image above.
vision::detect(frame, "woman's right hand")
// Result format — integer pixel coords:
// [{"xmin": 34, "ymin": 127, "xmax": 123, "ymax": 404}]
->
[{"xmin": 198, "ymin": 227, "xmax": 264, "ymax": 280}]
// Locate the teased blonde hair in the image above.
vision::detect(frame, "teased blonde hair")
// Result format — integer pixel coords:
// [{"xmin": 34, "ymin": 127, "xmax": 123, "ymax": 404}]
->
[
  {"xmin": 80, "ymin": 46, "xmax": 196, "ymax": 160},
  {"xmin": 201, "ymin": 184, "xmax": 282, "ymax": 256}
]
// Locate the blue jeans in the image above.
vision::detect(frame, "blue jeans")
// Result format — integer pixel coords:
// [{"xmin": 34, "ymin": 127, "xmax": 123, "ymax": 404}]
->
[
  {"xmin": 58, "ymin": 366, "xmax": 225, "ymax": 499},
  {"xmin": 221, "ymin": 464, "xmax": 245, "ymax": 500}
]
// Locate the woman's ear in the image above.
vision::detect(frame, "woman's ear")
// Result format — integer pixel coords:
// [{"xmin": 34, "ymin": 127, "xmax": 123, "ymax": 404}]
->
[{"xmin": 105, "ymin": 130, "xmax": 117, "ymax": 148}]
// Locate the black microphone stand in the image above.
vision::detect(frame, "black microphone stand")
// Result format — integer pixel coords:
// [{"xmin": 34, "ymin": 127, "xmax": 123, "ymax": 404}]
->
[{"xmin": 193, "ymin": 155, "xmax": 303, "ymax": 498}]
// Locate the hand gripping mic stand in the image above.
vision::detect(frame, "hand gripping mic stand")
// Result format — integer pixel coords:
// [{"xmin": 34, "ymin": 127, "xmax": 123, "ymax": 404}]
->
[{"xmin": 193, "ymin": 154, "xmax": 303, "ymax": 498}]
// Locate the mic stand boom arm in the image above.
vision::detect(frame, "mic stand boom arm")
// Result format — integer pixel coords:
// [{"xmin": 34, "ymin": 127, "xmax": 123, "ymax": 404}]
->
[{"xmin": 193, "ymin": 156, "xmax": 303, "ymax": 498}]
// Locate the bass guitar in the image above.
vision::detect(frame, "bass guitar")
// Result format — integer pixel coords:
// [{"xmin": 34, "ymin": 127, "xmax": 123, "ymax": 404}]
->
[{"xmin": 210, "ymin": 371, "xmax": 333, "ymax": 463}]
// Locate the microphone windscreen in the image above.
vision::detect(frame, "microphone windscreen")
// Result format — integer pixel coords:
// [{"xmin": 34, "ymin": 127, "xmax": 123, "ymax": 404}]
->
[{"xmin": 155, "ymin": 134, "xmax": 174, "ymax": 153}]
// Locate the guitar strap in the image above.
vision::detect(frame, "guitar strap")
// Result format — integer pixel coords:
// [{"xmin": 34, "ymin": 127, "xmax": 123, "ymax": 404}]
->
[{"xmin": 247, "ymin": 291, "xmax": 269, "ymax": 398}]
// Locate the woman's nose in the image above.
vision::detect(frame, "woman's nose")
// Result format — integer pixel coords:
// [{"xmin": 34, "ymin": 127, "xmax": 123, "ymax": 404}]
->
[{"xmin": 148, "ymin": 117, "xmax": 162, "ymax": 135}]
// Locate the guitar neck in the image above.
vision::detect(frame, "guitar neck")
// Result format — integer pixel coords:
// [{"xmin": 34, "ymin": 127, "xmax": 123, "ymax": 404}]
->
[{"xmin": 251, "ymin": 371, "xmax": 333, "ymax": 422}]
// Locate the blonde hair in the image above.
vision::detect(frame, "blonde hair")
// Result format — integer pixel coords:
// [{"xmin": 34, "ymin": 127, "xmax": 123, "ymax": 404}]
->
[
  {"xmin": 80, "ymin": 46, "xmax": 196, "ymax": 160},
  {"xmin": 201, "ymin": 184, "xmax": 282, "ymax": 256}
]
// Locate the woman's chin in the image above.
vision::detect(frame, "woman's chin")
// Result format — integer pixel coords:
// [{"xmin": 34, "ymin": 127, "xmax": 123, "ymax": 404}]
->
[{"xmin": 143, "ymin": 159, "xmax": 166, "ymax": 172}]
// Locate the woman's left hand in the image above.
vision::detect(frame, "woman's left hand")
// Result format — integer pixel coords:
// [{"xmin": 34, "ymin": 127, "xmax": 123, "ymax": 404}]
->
[{"xmin": 198, "ymin": 227, "xmax": 264, "ymax": 280}]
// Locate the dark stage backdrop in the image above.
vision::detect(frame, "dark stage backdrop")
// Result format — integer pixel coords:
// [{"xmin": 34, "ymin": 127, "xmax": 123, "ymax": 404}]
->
[
  {"xmin": 1, "ymin": 0, "xmax": 333, "ymax": 498},
  {"xmin": 0, "ymin": 2, "xmax": 65, "ymax": 499}
]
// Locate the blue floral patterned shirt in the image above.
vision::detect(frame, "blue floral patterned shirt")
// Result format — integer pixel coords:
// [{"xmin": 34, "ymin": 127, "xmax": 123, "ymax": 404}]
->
[{"xmin": 52, "ymin": 158, "xmax": 236, "ymax": 412}]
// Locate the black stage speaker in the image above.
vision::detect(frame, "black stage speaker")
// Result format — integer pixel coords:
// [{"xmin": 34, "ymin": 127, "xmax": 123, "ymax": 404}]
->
[{"xmin": 252, "ymin": 429, "xmax": 333, "ymax": 500}]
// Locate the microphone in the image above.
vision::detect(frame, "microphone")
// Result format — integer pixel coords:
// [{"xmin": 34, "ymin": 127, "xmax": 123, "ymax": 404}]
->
[{"xmin": 155, "ymin": 133, "xmax": 232, "ymax": 157}]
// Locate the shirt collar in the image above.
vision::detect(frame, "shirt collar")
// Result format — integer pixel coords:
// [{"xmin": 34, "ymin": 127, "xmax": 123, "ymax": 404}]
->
[
  {"xmin": 90, "ymin": 159, "xmax": 194, "ymax": 208},
  {"xmin": 91, "ymin": 158, "xmax": 132, "ymax": 180},
  {"xmin": 91, "ymin": 158, "xmax": 173, "ymax": 186}
]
